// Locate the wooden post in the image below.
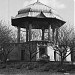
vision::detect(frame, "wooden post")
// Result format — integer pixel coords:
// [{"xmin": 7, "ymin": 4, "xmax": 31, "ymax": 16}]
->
[
  {"xmin": 54, "ymin": 27, "xmax": 59, "ymax": 61},
  {"xmin": 48, "ymin": 25, "xmax": 51, "ymax": 41},
  {"xmin": 52, "ymin": 28, "xmax": 55, "ymax": 42},
  {"xmin": 17, "ymin": 26, "xmax": 21, "ymax": 60},
  {"xmin": 17, "ymin": 26, "xmax": 20, "ymax": 43},
  {"xmin": 26, "ymin": 28, "xmax": 28, "ymax": 42},
  {"xmin": 56, "ymin": 27, "xmax": 59, "ymax": 44},
  {"xmin": 42, "ymin": 28, "xmax": 44, "ymax": 40},
  {"xmin": 29, "ymin": 24, "xmax": 32, "ymax": 41}
]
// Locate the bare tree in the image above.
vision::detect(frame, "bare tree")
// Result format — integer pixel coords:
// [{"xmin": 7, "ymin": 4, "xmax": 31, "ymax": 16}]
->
[
  {"xmin": 31, "ymin": 29, "xmax": 42, "ymax": 40},
  {"xmin": 53, "ymin": 45, "xmax": 71, "ymax": 65},
  {"xmin": 0, "ymin": 20, "xmax": 15, "ymax": 63},
  {"xmin": 53, "ymin": 23, "xmax": 75, "ymax": 65},
  {"xmin": 0, "ymin": 43, "xmax": 14, "ymax": 63},
  {"xmin": 58, "ymin": 23, "xmax": 74, "ymax": 46},
  {"xmin": 21, "ymin": 42, "xmax": 39, "ymax": 62}
]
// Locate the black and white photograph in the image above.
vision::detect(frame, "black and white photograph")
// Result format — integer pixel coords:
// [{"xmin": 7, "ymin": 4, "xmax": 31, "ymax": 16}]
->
[{"xmin": 0, "ymin": 0, "xmax": 74, "ymax": 75}]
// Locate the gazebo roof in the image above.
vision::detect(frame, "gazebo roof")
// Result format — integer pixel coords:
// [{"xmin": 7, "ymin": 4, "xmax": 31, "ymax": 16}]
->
[
  {"xmin": 18, "ymin": 1, "xmax": 52, "ymax": 14},
  {"xmin": 11, "ymin": 1, "xmax": 66, "ymax": 29},
  {"xmin": 16, "ymin": 1, "xmax": 62, "ymax": 20}
]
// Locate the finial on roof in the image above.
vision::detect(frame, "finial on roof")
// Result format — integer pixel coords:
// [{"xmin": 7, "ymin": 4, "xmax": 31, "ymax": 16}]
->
[{"xmin": 37, "ymin": 0, "xmax": 39, "ymax": 2}]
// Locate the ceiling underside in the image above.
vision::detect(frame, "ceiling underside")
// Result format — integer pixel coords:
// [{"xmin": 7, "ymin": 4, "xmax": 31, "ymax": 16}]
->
[{"xmin": 11, "ymin": 17, "xmax": 65, "ymax": 29}]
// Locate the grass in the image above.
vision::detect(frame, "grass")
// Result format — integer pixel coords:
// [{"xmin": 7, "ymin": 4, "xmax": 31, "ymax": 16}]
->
[
  {"xmin": 0, "ymin": 69, "xmax": 64, "ymax": 75},
  {"xmin": 0, "ymin": 61, "xmax": 75, "ymax": 74}
]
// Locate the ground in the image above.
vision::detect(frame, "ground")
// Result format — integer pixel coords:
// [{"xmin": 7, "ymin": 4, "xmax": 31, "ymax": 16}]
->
[
  {"xmin": 0, "ymin": 61, "xmax": 75, "ymax": 75},
  {"xmin": 0, "ymin": 68, "xmax": 74, "ymax": 75}
]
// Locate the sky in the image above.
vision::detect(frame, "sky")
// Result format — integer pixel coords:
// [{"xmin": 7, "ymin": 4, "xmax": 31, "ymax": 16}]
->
[{"xmin": 0, "ymin": 0, "xmax": 74, "ymax": 26}]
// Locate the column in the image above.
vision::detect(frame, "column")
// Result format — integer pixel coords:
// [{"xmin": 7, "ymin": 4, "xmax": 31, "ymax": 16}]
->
[
  {"xmin": 54, "ymin": 27, "xmax": 59, "ymax": 61},
  {"xmin": 48, "ymin": 25, "xmax": 51, "ymax": 41},
  {"xmin": 26, "ymin": 28, "xmax": 28, "ymax": 42},
  {"xmin": 52, "ymin": 28, "xmax": 55, "ymax": 43},
  {"xmin": 17, "ymin": 26, "xmax": 21, "ymax": 60},
  {"xmin": 17, "ymin": 26, "xmax": 20, "ymax": 43},
  {"xmin": 55, "ymin": 27, "xmax": 59, "ymax": 44},
  {"xmin": 42, "ymin": 28, "xmax": 44, "ymax": 40},
  {"xmin": 29, "ymin": 24, "xmax": 32, "ymax": 41}
]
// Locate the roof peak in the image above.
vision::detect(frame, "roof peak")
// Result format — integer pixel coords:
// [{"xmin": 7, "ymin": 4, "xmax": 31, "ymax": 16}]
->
[{"xmin": 37, "ymin": 0, "xmax": 39, "ymax": 2}]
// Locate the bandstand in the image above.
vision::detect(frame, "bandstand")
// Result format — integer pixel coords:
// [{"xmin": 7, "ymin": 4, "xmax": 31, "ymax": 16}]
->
[{"xmin": 11, "ymin": 1, "xmax": 65, "ymax": 61}]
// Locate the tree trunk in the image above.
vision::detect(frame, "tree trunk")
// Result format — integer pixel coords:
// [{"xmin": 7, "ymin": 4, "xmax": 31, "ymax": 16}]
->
[
  {"xmin": 60, "ymin": 53, "xmax": 64, "ymax": 66},
  {"xmin": 70, "ymin": 47, "xmax": 74, "ymax": 63},
  {"xmin": 30, "ymin": 53, "xmax": 32, "ymax": 62},
  {"xmin": 3, "ymin": 55, "xmax": 7, "ymax": 64}
]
